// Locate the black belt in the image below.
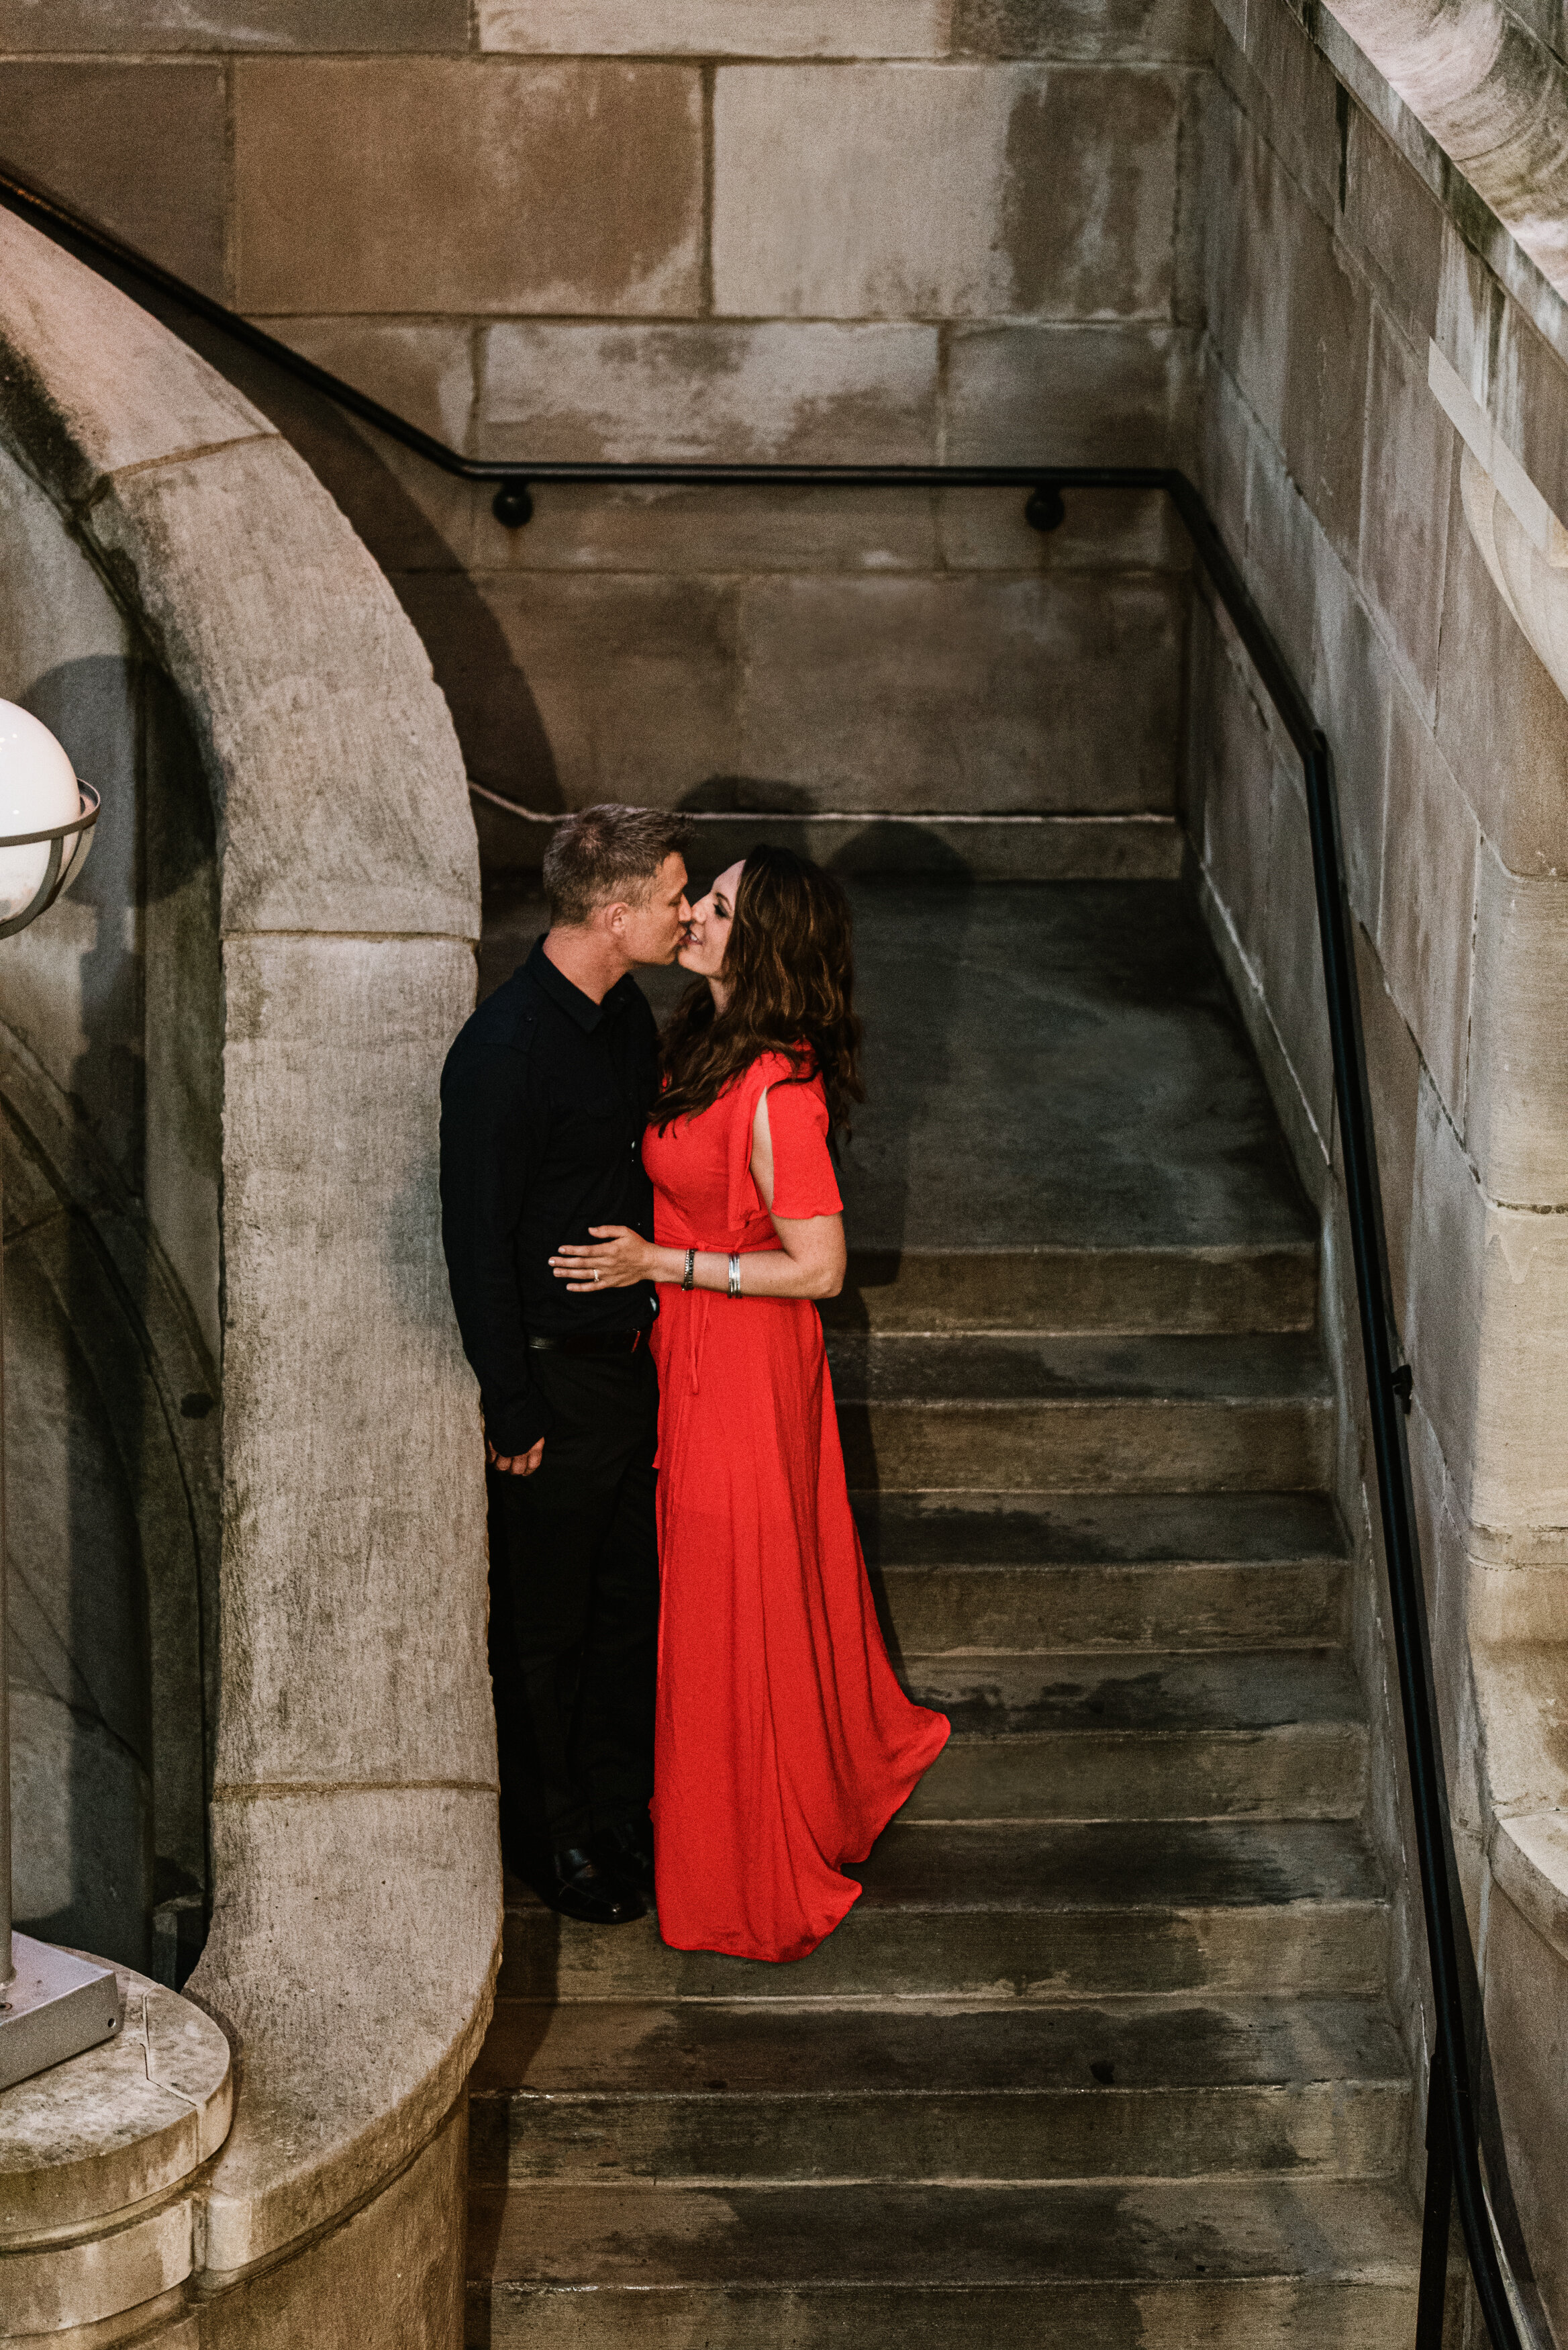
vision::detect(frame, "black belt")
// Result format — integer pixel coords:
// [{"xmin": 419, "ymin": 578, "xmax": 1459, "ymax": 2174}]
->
[{"xmin": 526, "ymin": 1329, "xmax": 646, "ymax": 1356}]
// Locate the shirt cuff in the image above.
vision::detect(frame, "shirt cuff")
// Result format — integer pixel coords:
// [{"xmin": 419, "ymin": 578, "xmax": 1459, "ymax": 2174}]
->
[{"xmin": 483, "ymin": 1386, "xmax": 552, "ymax": 1458}]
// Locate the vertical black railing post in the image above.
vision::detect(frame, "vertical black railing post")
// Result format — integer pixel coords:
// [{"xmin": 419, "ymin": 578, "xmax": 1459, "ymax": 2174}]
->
[{"xmin": 1418, "ymin": 2044, "xmax": 1455, "ymax": 2350}]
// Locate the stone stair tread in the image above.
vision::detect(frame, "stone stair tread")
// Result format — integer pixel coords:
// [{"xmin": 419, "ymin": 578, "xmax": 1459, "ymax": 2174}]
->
[
  {"xmin": 503, "ymin": 1818, "xmax": 1384, "ymax": 1928},
  {"xmin": 827, "ymin": 1330, "xmax": 1332, "ymax": 1406},
  {"xmin": 471, "ymin": 1993, "xmax": 1406, "ymax": 2102},
  {"xmin": 845, "ymin": 1820, "xmax": 1385, "ymax": 1910},
  {"xmin": 469, "ymin": 2175, "xmax": 1421, "ymax": 2289},
  {"xmin": 855, "ymin": 1489, "xmax": 1347, "ymax": 1567},
  {"xmin": 908, "ymin": 1649, "xmax": 1362, "ymax": 1736}
]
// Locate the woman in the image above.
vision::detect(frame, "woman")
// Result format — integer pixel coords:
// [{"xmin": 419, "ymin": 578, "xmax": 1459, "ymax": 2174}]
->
[{"xmin": 549, "ymin": 846, "xmax": 948, "ymax": 1963}]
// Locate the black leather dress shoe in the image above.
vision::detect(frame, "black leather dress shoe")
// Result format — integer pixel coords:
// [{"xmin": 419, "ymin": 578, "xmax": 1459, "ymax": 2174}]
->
[
  {"xmin": 531, "ymin": 1845, "xmax": 645, "ymax": 1925},
  {"xmin": 592, "ymin": 1817, "xmax": 656, "ymax": 1900}
]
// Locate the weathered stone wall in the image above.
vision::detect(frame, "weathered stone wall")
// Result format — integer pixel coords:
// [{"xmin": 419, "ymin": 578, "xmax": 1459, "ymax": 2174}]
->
[
  {"xmin": 1192, "ymin": 0, "xmax": 1568, "ymax": 2326},
  {"xmin": 0, "ymin": 1, "xmax": 1207, "ymax": 841},
  {"xmin": 0, "ymin": 207, "xmax": 493, "ymax": 2345},
  {"xmin": 0, "ymin": 439, "xmax": 219, "ymax": 1983}
]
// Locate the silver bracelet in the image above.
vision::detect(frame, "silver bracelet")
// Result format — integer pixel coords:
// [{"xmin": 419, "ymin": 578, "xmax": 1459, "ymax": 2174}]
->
[
  {"xmin": 682, "ymin": 1247, "xmax": 696, "ymax": 1291},
  {"xmin": 728, "ymin": 1252, "xmax": 742, "ymax": 1299}
]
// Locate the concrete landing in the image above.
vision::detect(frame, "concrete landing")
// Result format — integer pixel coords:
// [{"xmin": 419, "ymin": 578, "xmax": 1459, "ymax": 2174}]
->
[{"xmin": 479, "ymin": 876, "xmax": 1312, "ymax": 1260}]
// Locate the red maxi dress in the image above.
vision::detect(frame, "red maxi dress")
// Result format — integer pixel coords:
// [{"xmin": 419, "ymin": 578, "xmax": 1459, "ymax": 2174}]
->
[{"xmin": 644, "ymin": 1050, "xmax": 949, "ymax": 1963}]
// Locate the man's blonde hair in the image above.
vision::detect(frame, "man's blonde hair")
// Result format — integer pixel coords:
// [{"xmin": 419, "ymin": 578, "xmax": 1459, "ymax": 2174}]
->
[{"xmin": 542, "ymin": 804, "xmax": 692, "ymax": 928}]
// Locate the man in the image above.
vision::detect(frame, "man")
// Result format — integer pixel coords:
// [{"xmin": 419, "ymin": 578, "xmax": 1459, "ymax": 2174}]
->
[{"xmin": 440, "ymin": 805, "xmax": 692, "ymax": 1924}]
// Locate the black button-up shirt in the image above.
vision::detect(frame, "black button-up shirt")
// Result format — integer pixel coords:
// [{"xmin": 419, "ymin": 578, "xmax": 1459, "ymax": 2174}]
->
[{"xmin": 439, "ymin": 937, "xmax": 660, "ymax": 1454}]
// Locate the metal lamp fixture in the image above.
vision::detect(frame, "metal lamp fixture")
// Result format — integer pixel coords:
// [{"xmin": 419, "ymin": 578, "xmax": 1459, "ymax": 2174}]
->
[{"xmin": 0, "ymin": 698, "xmax": 117, "ymax": 2093}]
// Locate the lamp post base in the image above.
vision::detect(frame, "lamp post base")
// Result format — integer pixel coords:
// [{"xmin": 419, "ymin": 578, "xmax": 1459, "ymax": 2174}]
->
[{"xmin": 0, "ymin": 1932, "xmax": 121, "ymax": 2091}]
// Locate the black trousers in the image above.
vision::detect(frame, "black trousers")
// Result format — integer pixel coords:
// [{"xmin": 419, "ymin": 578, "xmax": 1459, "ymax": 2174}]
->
[{"xmin": 486, "ymin": 1348, "xmax": 659, "ymax": 1854}]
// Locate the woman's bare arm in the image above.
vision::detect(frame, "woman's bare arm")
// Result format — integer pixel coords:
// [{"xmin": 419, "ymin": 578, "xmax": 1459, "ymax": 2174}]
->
[{"xmin": 549, "ymin": 1088, "xmax": 845, "ymax": 1302}]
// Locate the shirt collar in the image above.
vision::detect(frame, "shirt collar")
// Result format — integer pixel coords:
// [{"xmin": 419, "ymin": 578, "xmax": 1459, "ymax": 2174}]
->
[{"xmin": 526, "ymin": 936, "xmax": 634, "ymax": 1035}]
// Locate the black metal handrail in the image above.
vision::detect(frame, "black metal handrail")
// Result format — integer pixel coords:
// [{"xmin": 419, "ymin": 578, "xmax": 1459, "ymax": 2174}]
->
[{"xmin": 0, "ymin": 159, "xmax": 1539, "ymax": 2350}]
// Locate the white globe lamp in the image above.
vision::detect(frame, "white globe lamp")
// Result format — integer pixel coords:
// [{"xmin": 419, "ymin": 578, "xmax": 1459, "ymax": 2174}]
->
[
  {"xmin": 0, "ymin": 700, "xmax": 99, "ymax": 931},
  {"xmin": 0, "ymin": 698, "xmax": 115, "ymax": 2089}
]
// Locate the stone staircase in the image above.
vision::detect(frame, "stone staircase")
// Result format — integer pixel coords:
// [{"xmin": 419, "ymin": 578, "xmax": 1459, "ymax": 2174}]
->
[{"xmin": 464, "ymin": 878, "xmax": 1423, "ymax": 2345}]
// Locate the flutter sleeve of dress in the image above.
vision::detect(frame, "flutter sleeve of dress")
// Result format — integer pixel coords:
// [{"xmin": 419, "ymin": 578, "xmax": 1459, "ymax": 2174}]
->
[{"xmin": 763, "ymin": 1069, "xmax": 843, "ymax": 1219}]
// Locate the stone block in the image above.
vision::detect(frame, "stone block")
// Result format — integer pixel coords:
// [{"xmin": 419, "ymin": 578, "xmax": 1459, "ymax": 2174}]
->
[
  {"xmin": 233, "ymin": 59, "xmax": 703, "ymax": 315},
  {"xmin": 1207, "ymin": 114, "xmax": 1287, "ymax": 460},
  {"xmin": 263, "ymin": 318, "xmax": 475, "ymax": 454},
  {"xmin": 217, "ymin": 933, "xmax": 491, "ymax": 1789},
  {"xmin": 945, "ymin": 323, "xmax": 1196, "ymax": 465},
  {"xmin": 394, "ymin": 569, "xmax": 742, "ymax": 810},
  {"xmin": 1262, "ymin": 771, "xmax": 1335, "ymax": 1149},
  {"xmin": 712, "ymin": 63, "xmax": 1181, "ymax": 320},
  {"xmin": 1280, "ymin": 220, "xmax": 1372, "ymax": 575},
  {"xmin": 1468, "ymin": 846, "xmax": 1568, "ymax": 1206},
  {"xmin": 198, "ymin": 2102, "xmax": 466, "ymax": 2348},
  {"xmin": 0, "ymin": 1972, "xmax": 229, "ymax": 2243},
  {"xmin": 1471, "ymin": 1642, "xmax": 1568, "ymax": 1814},
  {"xmin": 89, "ymin": 434, "xmax": 479, "ymax": 941},
  {"xmin": 0, "ymin": 64, "xmax": 226, "ymax": 300},
  {"xmin": 1358, "ymin": 309, "xmax": 1455, "ymax": 717},
  {"xmin": 1377, "ymin": 690, "xmax": 1477, "ymax": 1126},
  {"xmin": 1433, "ymin": 221, "xmax": 1501, "ymax": 412},
  {"xmin": 935, "ymin": 482, "xmax": 1183, "ymax": 570},
  {"xmin": 0, "ymin": 0, "xmax": 469, "ymax": 47},
  {"xmin": 3, "ymin": 2194, "xmax": 191, "ymax": 2336},
  {"xmin": 1237, "ymin": 0, "xmax": 1341, "ymax": 228},
  {"xmin": 1243, "ymin": 431, "xmax": 1320, "ymax": 715},
  {"xmin": 190, "ymin": 1791, "xmax": 495, "ymax": 2272},
  {"xmin": 1343, "ymin": 109, "xmax": 1444, "ymax": 356},
  {"xmin": 1434, "ymin": 457, "xmax": 1568, "ymax": 878},
  {"xmin": 246, "ymin": 402, "xmax": 481, "ymax": 585},
  {"xmin": 1215, "ymin": 119, "xmax": 1369, "ymax": 567},
  {"xmin": 1202, "ymin": 636, "xmax": 1277, "ymax": 980},
  {"xmin": 1170, "ymin": 60, "xmax": 1211, "ymax": 335},
  {"xmin": 952, "ymin": 0, "xmax": 1211, "ymax": 60},
  {"xmin": 1480, "ymin": 1887, "xmax": 1568, "ymax": 2345},
  {"xmin": 1352, "ymin": 921, "xmax": 1420, "ymax": 1327},
  {"xmin": 1491, "ymin": 294, "xmax": 1568, "ymax": 555},
  {"xmin": 475, "ymin": 482, "xmax": 945, "ymax": 576},
  {"xmin": 0, "ymin": 209, "xmax": 270, "ymax": 508},
  {"xmin": 1404, "ymin": 1070, "xmax": 1485, "ymax": 1498},
  {"xmin": 736, "ymin": 572, "xmax": 1185, "ymax": 810},
  {"xmin": 1493, "ymin": 1813, "xmax": 1568, "ymax": 1966},
  {"xmin": 1199, "ymin": 347, "xmax": 1250, "ymax": 576},
  {"xmin": 1310, "ymin": 532, "xmax": 1391, "ymax": 937},
  {"xmin": 479, "ymin": 0, "xmax": 949, "ymax": 52},
  {"xmin": 479, "ymin": 322, "xmax": 939, "ymax": 463}
]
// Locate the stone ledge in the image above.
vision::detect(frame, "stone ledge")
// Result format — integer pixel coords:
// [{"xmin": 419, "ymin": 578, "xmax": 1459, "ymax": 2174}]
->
[
  {"xmin": 0, "ymin": 210, "xmax": 271, "ymax": 507},
  {"xmin": 1491, "ymin": 1809, "xmax": 1568, "ymax": 1967},
  {"xmin": 0, "ymin": 1963, "xmax": 230, "ymax": 2337},
  {"xmin": 189, "ymin": 1787, "xmax": 498, "ymax": 2277},
  {"xmin": 1, "ymin": 1973, "xmax": 229, "ymax": 2245}
]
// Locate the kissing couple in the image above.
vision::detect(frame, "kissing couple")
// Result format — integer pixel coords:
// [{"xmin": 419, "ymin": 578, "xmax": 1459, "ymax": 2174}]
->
[{"xmin": 440, "ymin": 804, "xmax": 947, "ymax": 1964}]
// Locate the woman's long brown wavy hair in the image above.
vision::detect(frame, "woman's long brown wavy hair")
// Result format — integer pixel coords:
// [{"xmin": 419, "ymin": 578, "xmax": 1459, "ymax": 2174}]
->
[{"xmin": 656, "ymin": 845, "xmax": 865, "ymax": 1132}]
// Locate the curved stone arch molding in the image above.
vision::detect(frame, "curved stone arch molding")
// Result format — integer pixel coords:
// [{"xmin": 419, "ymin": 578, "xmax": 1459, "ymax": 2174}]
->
[
  {"xmin": 1317, "ymin": 0, "xmax": 1568, "ymax": 301},
  {"xmin": 0, "ymin": 205, "xmax": 496, "ymax": 2315},
  {"xmin": 0, "ymin": 1008, "xmax": 219, "ymax": 1938}
]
